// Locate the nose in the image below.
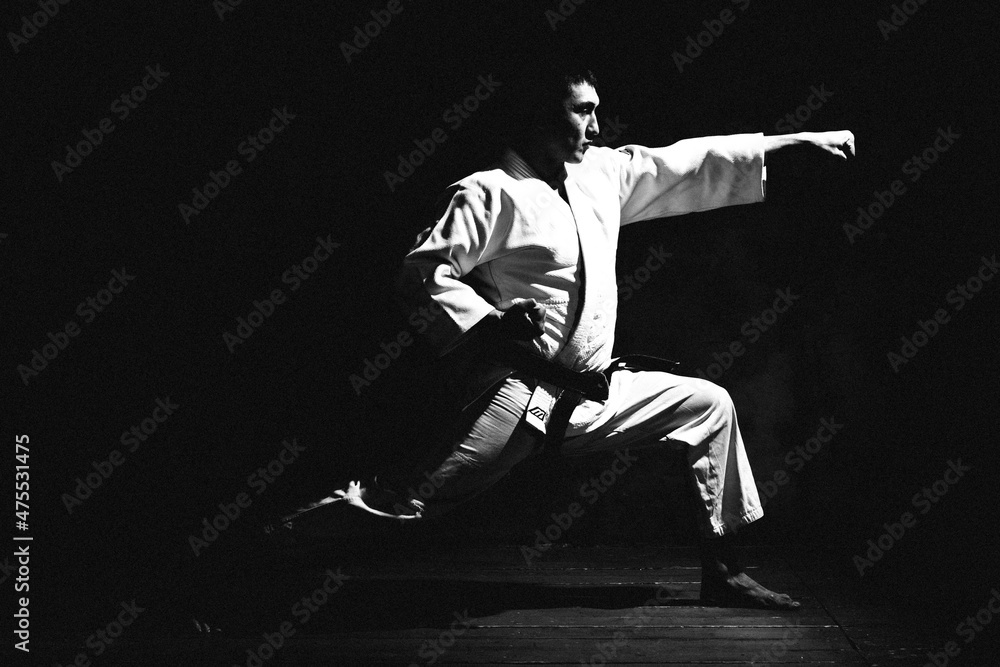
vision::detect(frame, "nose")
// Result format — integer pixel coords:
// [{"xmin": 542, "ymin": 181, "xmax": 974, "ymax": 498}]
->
[{"xmin": 586, "ymin": 113, "xmax": 599, "ymax": 140}]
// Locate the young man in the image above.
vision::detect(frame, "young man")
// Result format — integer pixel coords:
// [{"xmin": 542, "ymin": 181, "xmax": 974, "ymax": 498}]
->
[{"xmin": 322, "ymin": 69, "xmax": 854, "ymax": 609}]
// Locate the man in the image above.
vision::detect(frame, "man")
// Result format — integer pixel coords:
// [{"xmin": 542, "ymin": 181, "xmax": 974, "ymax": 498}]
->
[{"xmin": 321, "ymin": 68, "xmax": 854, "ymax": 609}]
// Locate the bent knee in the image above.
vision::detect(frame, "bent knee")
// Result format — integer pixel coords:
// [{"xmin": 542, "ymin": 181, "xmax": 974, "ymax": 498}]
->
[{"xmin": 685, "ymin": 377, "xmax": 734, "ymax": 415}]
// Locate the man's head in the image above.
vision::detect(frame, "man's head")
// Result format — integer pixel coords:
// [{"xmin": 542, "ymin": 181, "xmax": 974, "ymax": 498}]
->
[
  {"xmin": 512, "ymin": 67, "xmax": 601, "ymax": 167},
  {"xmin": 541, "ymin": 74, "xmax": 601, "ymax": 164}
]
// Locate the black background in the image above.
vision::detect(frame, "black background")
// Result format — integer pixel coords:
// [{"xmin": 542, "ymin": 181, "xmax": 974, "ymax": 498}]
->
[{"xmin": 7, "ymin": 0, "xmax": 1000, "ymax": 663}]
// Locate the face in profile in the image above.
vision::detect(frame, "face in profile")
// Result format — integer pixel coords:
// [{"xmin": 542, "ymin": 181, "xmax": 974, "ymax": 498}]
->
[{"xmin": 540, "ymin": 82, "xmax": 601, "ymax": 165}]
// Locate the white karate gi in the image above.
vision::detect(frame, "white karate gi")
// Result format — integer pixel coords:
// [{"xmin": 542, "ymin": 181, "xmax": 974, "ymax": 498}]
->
[{"xmin": 400, "ymin": 135, "xmax": 767, "ymax": 536}]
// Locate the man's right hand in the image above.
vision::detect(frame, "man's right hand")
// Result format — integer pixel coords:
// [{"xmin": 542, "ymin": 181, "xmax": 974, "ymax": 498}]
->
[
  {"xmin": 763, "ymin": 130, "xmax": 856, "ymax": 162},
  {"xmin": 486, "ymin": 299, "xmax": 548, "ymax": 342}
]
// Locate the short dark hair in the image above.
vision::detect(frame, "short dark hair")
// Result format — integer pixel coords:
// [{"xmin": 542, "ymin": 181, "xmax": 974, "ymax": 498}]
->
[
  {"xmin": 545, "ymin": 68, "xmax": 599, "ymax": 99},
  {"xmin": 506, "ymin": 63, "xmax": 598, "ymax": 140}
]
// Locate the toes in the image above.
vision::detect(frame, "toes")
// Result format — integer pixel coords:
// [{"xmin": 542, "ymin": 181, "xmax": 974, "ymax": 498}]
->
[
  {"xmin": 701, "ymin": 582, "xmax": 801, "ymax": 610},
  {"xmin": 762, "ymin": 592, "xmax": 800, "ymax": 610}
]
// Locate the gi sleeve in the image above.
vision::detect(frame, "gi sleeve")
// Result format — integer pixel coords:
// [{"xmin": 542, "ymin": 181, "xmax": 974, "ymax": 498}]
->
[
  {"xmin": 616, "ymin": 133, "xmax": 766, "ymax": 225},
  {"xmin": 399, "ymin": 180, "xmax": 507, "ymax": 355}
]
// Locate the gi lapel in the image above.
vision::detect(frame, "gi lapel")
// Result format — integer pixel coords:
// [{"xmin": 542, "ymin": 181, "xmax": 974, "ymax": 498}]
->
[
  {"xmin": 555, "ymin": 177, "xmax": 617, "ymax": 372},
  {"xmin": 522, "ymin": 175, "xmax": 616, "ymax": 434}
]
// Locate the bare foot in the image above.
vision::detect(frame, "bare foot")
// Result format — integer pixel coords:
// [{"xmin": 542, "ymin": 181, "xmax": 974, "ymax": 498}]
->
[
  {"xmin": 700, "ymin": 569, "xmax": 801, "ymax": 610},
  {"xmin": 699, "ymin": 535, "xmax": 801, "ymax": 610},
  {"xmin": 263, "ymin": 479, "xmax": 424, "ymax": 540},
  {"xmin": 335, "ymin": 479, "xmax": 424, "ymax": 520}
]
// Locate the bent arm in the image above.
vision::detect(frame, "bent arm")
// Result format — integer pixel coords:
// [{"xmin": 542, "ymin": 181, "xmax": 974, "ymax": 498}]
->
[{"xmin": 398, "ymin": 183, "xmax": 504, "ymax": 355}]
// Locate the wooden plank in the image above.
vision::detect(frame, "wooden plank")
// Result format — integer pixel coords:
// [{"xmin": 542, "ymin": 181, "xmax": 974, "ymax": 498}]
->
[
  {"xmin": 441, "ymin": 664, "xmax": 852, "ymax": 667},
  {"xmin": 144, "ymin": 544, "xmax": 876, "ymax": 666},
  {"xmin": 273, "ymin": 605, "xmax": 836, "ymax": 632},
  {"xmin": 334, "ymin": 561, "xmax": 788, "ymax": 573},
  {"xmin": 257, "ymin": 637, "xmax": 869, "ymax": 663},
  {"xmin": 273, "ymin": 543, "xmax": 790, "ymax": 568},
  {"xmin": 466, "ymin": 607, "xmax": 838, "ymax": 626},
  {"xmin": 312, "ymin": 584, "xmax": 821, "ymax": 620},
  {"xmin": 105, "ymin": 637, "xmax": 867, "ymax": 665},
  {"xmin": 337, "ymin": 568, "xmax": 806, "ymax": 587},
  {"xmin": 287, "ymin": 626, "xmax": 849, "ymax": 640},
  {"xmin": 782, "ymin": 547, "xmax": 942, "ymax": 666}
]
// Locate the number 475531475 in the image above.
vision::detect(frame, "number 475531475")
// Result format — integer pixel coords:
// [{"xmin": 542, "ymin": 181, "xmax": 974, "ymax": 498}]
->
[{"xmin": 16, "ymin": 435, "xmax": 30, "ymax": 528}]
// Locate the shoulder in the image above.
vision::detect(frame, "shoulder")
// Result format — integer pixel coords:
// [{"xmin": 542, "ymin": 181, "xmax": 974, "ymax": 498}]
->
[
  {"xmin": 443, "ymin": 166, "xmax": 517, "ymax": 208},
  {"xmin": 424, "ymin": 168, "xmax": 512, "ymax": 225},
  {"xmin": 577, "ymin": 145, "xmax": 644, "ymax": 173},
  {"xmin": 568, "ymin": 145, "xmax": 638, "ymax": 187}
]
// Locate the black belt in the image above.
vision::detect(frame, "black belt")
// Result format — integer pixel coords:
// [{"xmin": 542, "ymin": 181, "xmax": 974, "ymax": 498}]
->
[{"xmin": 491, "ymin": 345, "xmax": 680, "ymax": 452}]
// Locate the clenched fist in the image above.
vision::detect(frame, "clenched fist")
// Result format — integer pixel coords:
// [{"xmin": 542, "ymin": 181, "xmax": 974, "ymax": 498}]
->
[
  {"xmin": 485, "ymin": 299, "xmax": 548, "ymax": 342},
  {"xmin": 810, "ymin": 130, "xmax": 856, "ymax": 160}
]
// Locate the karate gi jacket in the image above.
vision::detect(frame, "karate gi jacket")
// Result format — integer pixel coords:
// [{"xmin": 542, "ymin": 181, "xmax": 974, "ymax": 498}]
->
[{"xmin": 400, "ymin": 134, "xmax": 767, "ymax": 433}]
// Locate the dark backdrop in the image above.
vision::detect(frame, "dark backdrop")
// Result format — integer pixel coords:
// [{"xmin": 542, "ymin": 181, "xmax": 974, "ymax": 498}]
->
[{"xmin": 7, "ymin": 0, "xmax": 999, "ymax": 663}]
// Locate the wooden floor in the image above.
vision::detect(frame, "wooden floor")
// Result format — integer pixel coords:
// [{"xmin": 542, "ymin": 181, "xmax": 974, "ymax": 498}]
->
[{"xmin": 114, "ymin": 542, "xmax": 938, "ymax": 666}]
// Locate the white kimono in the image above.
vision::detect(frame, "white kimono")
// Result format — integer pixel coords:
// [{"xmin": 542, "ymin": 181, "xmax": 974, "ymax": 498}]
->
[{"xmin": 403, "ymin": 134, "xmax": 766, "ymax": 432}]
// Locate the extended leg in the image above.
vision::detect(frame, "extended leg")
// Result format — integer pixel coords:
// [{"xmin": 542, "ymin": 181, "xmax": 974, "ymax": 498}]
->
[{"xmin": 340, "ymin": 373, "xmax": 541, "ymax": 520}]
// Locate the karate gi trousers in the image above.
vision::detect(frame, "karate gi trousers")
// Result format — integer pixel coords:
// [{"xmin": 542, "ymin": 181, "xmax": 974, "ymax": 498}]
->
[{"xmin": 401, "ymin": 368, "xmax": 763, "ymax": 537}]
